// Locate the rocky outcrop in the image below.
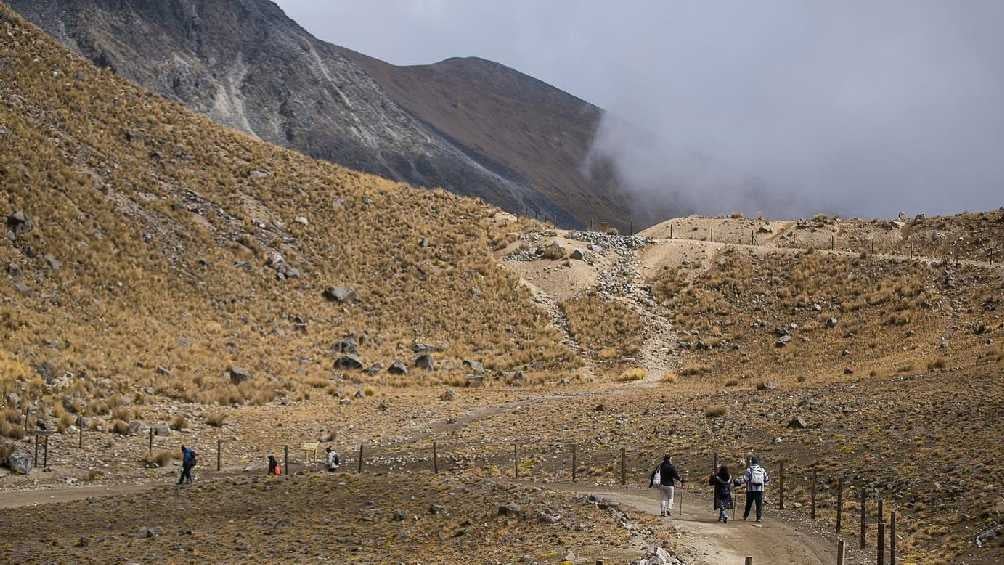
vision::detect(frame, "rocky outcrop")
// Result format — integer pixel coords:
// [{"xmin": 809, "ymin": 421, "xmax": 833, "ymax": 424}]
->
[{"xmin": 10, "ymin": 0, "xmax": 635, "ymax": 230}]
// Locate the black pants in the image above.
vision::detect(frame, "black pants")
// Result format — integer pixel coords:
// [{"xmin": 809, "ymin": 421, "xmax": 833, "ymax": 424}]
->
[
  {"xmin": 744, "ymin": 490, "xmax": 764, "ymax": 520},
  {"xmin": 178, "ymin": 464, "xmax": 193, "ymax": 484}
]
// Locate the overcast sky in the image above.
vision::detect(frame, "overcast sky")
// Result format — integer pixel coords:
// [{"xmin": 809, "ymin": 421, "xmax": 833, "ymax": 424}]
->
[{"xmin": 274, "ymin": 0, "xmax": 1004, "ymax": 218}]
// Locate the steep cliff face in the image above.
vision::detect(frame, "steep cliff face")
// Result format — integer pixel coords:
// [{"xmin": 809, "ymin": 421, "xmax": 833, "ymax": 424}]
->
[{"xmin": 11, "ymin": 0, "xmax": 635, "ymax": 230}]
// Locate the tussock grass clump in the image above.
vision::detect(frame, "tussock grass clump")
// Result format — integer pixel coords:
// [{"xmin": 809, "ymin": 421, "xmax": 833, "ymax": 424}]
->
[
  {"xmin": 616, "ymin": 368, "xmax": 646, "ymax": 382},
  {"xmin": 562, "ymin": 294, "xmax": 644, "ymax": 365},
  {"xmin": 205, "ymin": 413, "xmax": 227, "ymax": 427},
  {"xmin": 170, "ymin": 416, "xmax": 187, "ymax": 431},
  {"xmin": 704, "ymin": 406, "xmax": 727, "ymax": 418},
  {"xmin": 144, "ymin": 450, "xmax": 177, "ymax": 468},
  {"xmin": 110, "ymin": 420, "xmax": 130, "ymax": 435}
]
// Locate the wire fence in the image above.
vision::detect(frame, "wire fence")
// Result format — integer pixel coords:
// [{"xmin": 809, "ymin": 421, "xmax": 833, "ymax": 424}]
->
[{"xmin": 21, "ymin": 429, "xmax": 907, "ymax": 564}]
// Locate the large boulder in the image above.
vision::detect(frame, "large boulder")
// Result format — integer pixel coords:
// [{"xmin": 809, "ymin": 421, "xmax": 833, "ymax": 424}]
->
[
  {"xmin": 334, "ymin": 354, "xmax": 364, "ymax": 370},
  {"xmin": 414, "ymin": 354, "xmax": 435, "ymax": 371},
  {"xmin": 6, "ymin": 450, "xmax": 32, "ymax": 475},
  {"xmin": 228, "ymin": 366, "xmax": 253, "ymax": 385},
  {"xmin": 5, "ymin": 210, "xmax": 32, "ymax": 239},
  {"xmin": 332, "ymin": 337, "xmax": 358, "ymax": 355},
  {"xmin": 323, "ymin": 286, "xmax": 356, "ymax": 304},
  {"xmin": 541, "ymin": 241, "xmax": 566, "ymax": 260},
  {"xmin": 388, "ymin": 361, "xmax": 408, "ymax": 375}
]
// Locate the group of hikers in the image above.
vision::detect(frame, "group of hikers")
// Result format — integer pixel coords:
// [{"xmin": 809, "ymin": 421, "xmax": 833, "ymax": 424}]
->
[
  {"xmin": 176, "ymin": 445, "xmax": 341, "ymax": 484},
  {"xmin": 179, "ymin": 444, "xmax": 768, "ymax": 526},
  {"xmin": 650, "ymin": 454, "xmax": 770, "ymax": 523}
]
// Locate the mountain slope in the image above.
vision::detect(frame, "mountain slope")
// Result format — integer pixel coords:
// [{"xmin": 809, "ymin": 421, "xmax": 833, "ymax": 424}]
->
[
  {"xmin": 9, "ymin": 0, "xmax": 633, "ymax": 231},
  {"xmin": 0, "ymin": 4, "xmax": 574, "ymax": 412},
  {"xmin": 339, "ymin": 50, "xmax": 630, "ymax": 230}
]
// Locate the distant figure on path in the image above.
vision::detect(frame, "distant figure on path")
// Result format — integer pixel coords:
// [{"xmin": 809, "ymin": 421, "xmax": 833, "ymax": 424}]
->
[
  {"xmin": 325, "ymin": 446, "xmax": 340, "ymax": 472},
  {"xmin": 178, "ymin": 445, "xmax": 196, "ymax": 485},
  {"xmin": 742, "ymin": 456, "xmax": 770, "ymax": 522},
  {"xmin": 268, "ymin": 455, "xmax": 281, "ymax": 476},
  {"xmin": 709, "ymin": 464, "xmax": 736, "ymax": 523},
  {"xmin": 649, "ymin": 454, "xmax": 684, "ymax": 517}
]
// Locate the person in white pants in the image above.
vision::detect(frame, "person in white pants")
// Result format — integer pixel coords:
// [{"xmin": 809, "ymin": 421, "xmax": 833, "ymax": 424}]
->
[{"xmin": 649, "ymin": 454, "xmax": 684, "ymax": 517}]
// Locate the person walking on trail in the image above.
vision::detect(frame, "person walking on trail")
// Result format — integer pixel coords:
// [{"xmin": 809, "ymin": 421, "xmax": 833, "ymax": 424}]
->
[
  {"xmin": 742, "ymin": 456, "xmax": 770, "ymax": 522},
  {"xmin": 649, "ymin": 454, "xmax": 684, "ymax": 517},
  {"xmin": 178, "ymin": 445, "xmax": 196, "ymax": 485},
  {"xmin": 325, "ymin": 446, "xmax": 340, "ymax": 472},
  {"xmin": 709, "ymin": 464, "xmax": 736, "ymax": 523},
  {"xmin": 267, "ymin": 455, "xmax": 281, "ymax": 476}
]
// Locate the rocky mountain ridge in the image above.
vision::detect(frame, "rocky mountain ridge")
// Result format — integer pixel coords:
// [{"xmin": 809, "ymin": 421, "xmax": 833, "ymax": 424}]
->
[{"xmin": 10, "ymin": 0, "xmax": 634, "ymax": 230}]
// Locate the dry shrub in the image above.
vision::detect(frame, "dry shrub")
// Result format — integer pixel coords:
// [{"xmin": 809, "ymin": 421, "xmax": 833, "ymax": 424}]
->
[
  {"xmin": 679, "ymin": 364, "xmax": 709, "ymax": 377},
  {"xmin": 205, "ymin": 413, "xmax": 226, "ymax": 427},
  {"xmin": 661, "ymin": 372, "xmax": 678, "ymax": 384},
  {"xmin": 927, "ymin": 357, "xmax": 946, "ymax": 371},
  {"xmin": 170, "ymin": 416, "xmax": 187, "ymax": 431},
  {"xmin": 616, "ymin": 368, "xmax": 647, "ymax": 382},
  {"xmin": 704, "ymin": 406, "xmax": 727, "ymax": 418},
  {"xmin": 562, "ymin": 294, "xmax": 644, "ymax": 362},
  {"xmin": 144, "ymin": 450, "xmax": 177, "ymax": 468},
  {"xmin": 110, "ymin": 420, "xmax": 130, "ymax": 435}
]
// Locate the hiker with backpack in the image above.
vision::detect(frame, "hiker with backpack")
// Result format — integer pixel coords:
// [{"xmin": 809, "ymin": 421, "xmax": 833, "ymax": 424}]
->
[
  {"xmin": 267, "ymin": 455, "xmax": 281, "ymax": 476},
  {"xmin": 325, "ymin": 446, "xmax": 340, "ymax": 472},
  {"xmin": 178, "ymin": 445, "xmax": 196, "ymax": 485},
  {"xmin": 709, "ymin": 464, "xmax": 737, "ymax": 523},
  {"xmin": 741, "ymin": 456, "xmax": 770, "ymax": 522},
  {"xmin": 649, "ymin": 454, "xmax": 684, "ymax": 517}
]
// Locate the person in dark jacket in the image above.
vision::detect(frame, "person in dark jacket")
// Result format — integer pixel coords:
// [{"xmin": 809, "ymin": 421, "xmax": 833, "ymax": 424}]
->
[
  {"xmin": 741, "ymin": 456, "xmax": 770, "ymax": 522},
  {"xmin": 649, "ymin": 454, "xmax": 684, "ymax": 517},
  {"xmin": 178, "ymin": 446, "xmax": 195, "ymax": 485},
  {"xmin": 710, "ymin": 465, "xmax": 735, "ymax": 523}
]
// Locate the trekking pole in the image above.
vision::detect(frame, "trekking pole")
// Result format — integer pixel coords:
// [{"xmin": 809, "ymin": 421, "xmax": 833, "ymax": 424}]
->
[{"xmin": 837, "ymin": 540, "xmax": 846, "ymax": 565}]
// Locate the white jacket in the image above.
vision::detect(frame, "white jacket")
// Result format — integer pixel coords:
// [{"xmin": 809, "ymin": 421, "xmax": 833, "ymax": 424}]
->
[{"xmin": 744, "ymin": 465, "xmax": 770, "ymax": 492}]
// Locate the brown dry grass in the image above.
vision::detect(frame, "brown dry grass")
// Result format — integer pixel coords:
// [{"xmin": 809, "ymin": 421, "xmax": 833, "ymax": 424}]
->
[
  {"xmin": 0, "ymin": 6, "xmax": 575, "ymax": 420},
  {"xmin": 562, "ymin": 293, "xmax": 644, "ymax": 368}
]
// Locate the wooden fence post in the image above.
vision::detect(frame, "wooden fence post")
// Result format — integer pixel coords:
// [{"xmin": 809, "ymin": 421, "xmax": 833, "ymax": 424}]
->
[
  {"xmin": 284, "ymin": 445, "xmax": 289, "ymax": 476},
  {"xmin": 713, "ymin": 452, "xmax": 718, "ymax": 471},
  {"xmin": 571, "ymin": 444, "xmax": 577, "ymax": 483},
  {"xmin": 357, "ymin": 444, "xmax": 363, "ymax": 473},
  {"xmin": 148, "ymin": 427, "xmax": 154, "ymax": 455},
  {"xmin": 744, "ymin": 556, "xmax": 752, "ymax": 565},
  {"xmin": 512, "ymin": 444, "xmax": 517, "ymax": 479},
  {"xmin": 78, "ymin": 426, "xmax": 83, "ymax": 449},
  {"xmin": 860, "ymin": 486, "xmax": 867, "ymax": 549},
  {"xmin": 878, "ymin": 521, "xmax": 886, "ymax": 565},
  {"xmin": 33, "ymin": 433, "xmax": 39, "ymax": 466},
  {"xmin": 836, "ymin": 478, "xmax": 844, "ymax": 533},
  {"xmin": 837, "ymin": 540, "xmax": 846, "ymax": 565},
  {"xmin": 23, "ymin": 407, "xmax": 29, "ymax": 433},
  {"xmin": 620, "ymin": 448, "xmax": 626, "ymax": 486},
  {"xmin": 831, "ymin": 234, "xmax": 835, "ymax": 250},
  {"xmin": 217, "ymin": 439, "xmax": 222, "ymax": 472},
  {"xmin": 43, "ymin": 434, "xmax": 49, "ymax": 470},
  {"xmin": 670, "ymin": 224, "xmax": 674, "ymax": 239},
  {"xmin": 779, "ymin": 462, "xmax": 785, "ymax": 510},
  {"xmin": 878, "ymin": 498, "xmax": 884, "ymax": 525},
  {"xmin": 810, "ymin": 468, "xmax": 817, "ymax": 520},
  {"xmin": 890, "ymin": 510, "xmax": 897, "ymax": 565},
  {"xmin": 433, "ymin": 441, "xmax": 439, "ymax": 474}
]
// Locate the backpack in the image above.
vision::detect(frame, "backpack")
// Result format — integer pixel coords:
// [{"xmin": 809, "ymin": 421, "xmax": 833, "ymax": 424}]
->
[
  {"xmin": 189, "ymin": 450, "xmax": 197, "ymax": 467},
  {"xmin": 749, "ymin": 466, "xmax": 766, "ymax": 485}
]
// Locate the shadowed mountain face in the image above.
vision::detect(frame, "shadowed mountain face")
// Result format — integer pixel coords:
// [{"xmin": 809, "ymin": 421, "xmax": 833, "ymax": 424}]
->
[{"xmin": 10, "ymin": 0, "xmax": 634, "ymax": 230}]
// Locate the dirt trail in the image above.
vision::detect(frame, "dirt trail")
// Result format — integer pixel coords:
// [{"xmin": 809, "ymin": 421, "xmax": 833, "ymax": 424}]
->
[{"xmin": 562, "ymin": 486, "xmax": 842, "ymax": 565}]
